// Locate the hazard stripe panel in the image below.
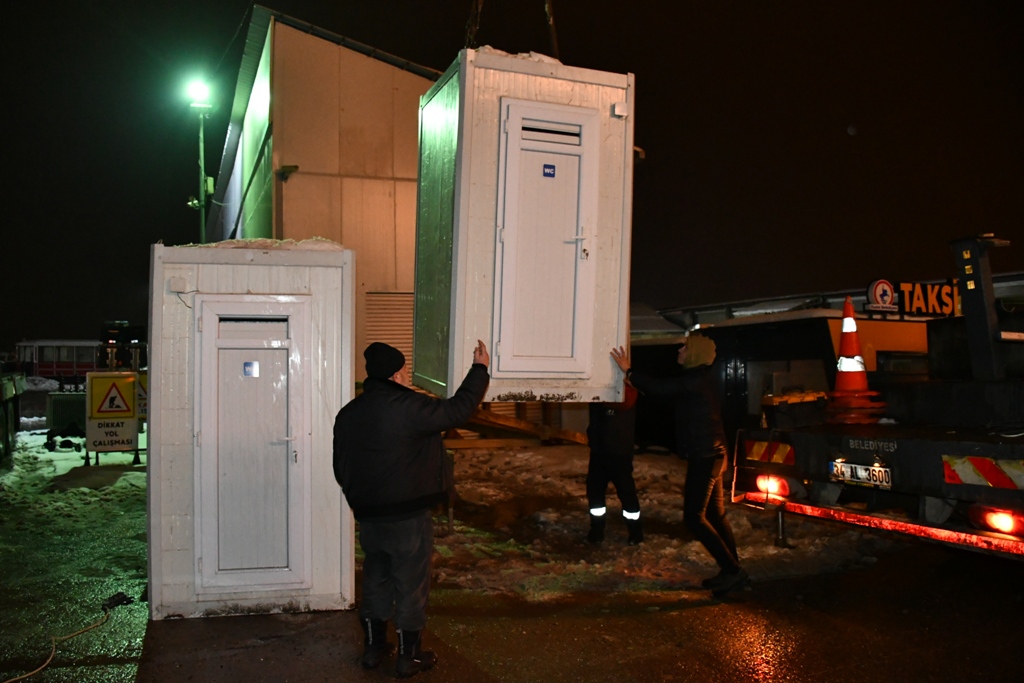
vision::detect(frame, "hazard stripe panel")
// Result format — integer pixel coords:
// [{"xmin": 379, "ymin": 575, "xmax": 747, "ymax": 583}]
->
[
  {"xmin": 942, "ymin": 456, "xmax": 1024, "ymax": 490},
  {"xmin": 744, "ymin": 441, "xmax": 795, "ymax": 465}
]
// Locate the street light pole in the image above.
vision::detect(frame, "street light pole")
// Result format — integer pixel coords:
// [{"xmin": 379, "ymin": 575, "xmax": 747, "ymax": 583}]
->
[
  {"xmin": 197, "ymin": 108, "xmax": 206, "ymax": 244},
  {"xmin": 187, "ymin": 80, "xmax": 212, "ymax": 244}
]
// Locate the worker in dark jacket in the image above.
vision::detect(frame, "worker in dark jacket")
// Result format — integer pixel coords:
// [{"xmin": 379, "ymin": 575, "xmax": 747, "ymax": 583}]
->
[
  {"xmin": 611, "ymin": 335, "xmax": 747, "ymax": 597},
  {"xmin": 586, "ymin": 379, "xmax": 643, "ymax": 545},
  {"xmin": 334, "ymin": 340, "xmax": 490, "ymax": 677}
]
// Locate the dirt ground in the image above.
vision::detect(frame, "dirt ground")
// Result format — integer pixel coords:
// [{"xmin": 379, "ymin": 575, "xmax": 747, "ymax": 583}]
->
[
  {"xmin": 0, "ymin": 430, "xmax": 923, "ymax": 682},
  {"xmin": 432, "ymin": 444, "xmax": 904, "ymax": 597}
]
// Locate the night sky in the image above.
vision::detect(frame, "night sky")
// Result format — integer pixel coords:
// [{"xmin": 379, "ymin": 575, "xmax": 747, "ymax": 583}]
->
[{"xmin": 4, "ymin": 0, "xmax": 1022, "ymax": 353}]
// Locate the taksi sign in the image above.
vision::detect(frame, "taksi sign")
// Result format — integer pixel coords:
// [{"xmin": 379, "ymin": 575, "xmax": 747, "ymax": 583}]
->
[
  {"xmin": 898, "ymin": 281, "xmax": 961, "ymax": 316},
  {"xmin": 866, "ymin": 280, "xmax": 961, "ymax": 316}
]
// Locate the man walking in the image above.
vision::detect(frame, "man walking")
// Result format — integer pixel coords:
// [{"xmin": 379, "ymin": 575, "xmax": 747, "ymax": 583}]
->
[
  {"xmin": 611, "ymin": 335, "xmax": 747, "ymax": 597},
  {"xmin": 334, "ymin": 340, "xmax": 490, "ymax": 677}
]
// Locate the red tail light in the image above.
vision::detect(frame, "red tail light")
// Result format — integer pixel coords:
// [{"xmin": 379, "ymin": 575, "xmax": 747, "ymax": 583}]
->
[
  {"xmin": 967, "ymin": 505, "xmax": 1024, "ymax": 538},
  {"xmin": 756, "ymin": 474, "xmax": 790, "ymax": 498}
]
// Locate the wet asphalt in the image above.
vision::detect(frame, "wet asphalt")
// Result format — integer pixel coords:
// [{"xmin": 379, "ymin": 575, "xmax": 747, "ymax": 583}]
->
[
  {"xmin": 125, "ymin": 542, "xmax": 1021, "ymax": 683},
  {"xmin": 4, "ymin": 542, "xmax": 1017, "ymax": 682},
  {"xmin": 1, "ymin": 420, "xmax": 1020, "ymax": 682}
]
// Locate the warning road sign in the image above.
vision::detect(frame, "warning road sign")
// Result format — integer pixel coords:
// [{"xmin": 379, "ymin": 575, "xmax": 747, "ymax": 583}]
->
[
  {"xmin": 88, "ymin": 372, "xmax": 136, "ymax": 419},
  {"xmin": 99, "ymin": 383, "xmax": 130, "ymax": 412},
  {"xmin": 87, "ymin": 418, "xmax": 139, "ymax": 452},
  {"xmin": 137, "ymin": 372, "xmax": 148, "ymax": 421}
]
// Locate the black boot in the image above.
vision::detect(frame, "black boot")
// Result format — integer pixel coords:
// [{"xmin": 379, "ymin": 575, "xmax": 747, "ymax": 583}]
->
[
  {"xmin": 626, "ymin": 517, "xmax": 644, "ymax": 545},
  {"xmin": 711, "ymin": 568, "xmax": 749, "ymax": 597},
  {"xmin": 586, "ymin": 514, "xmax": 606, "ymax": 544},
  {"xmin": 359, "ymin": 617, "xmax": 393, "ymax": 669},
  {"xmin": 396, "ymin": 629, "xmax": 437, "ymax": 678},
  {"xmin": 701, "ymin": 570, "xmax": 728, "ymax": 589}
]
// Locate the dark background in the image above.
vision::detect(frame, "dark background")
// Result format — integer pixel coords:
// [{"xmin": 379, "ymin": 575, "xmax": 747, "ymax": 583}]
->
[{"xmin": 3, "ymin": 0, "xmax": 1022, "ymax": 352}]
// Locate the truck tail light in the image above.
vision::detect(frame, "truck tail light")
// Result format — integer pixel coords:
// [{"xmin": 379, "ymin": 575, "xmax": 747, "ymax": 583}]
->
[
  {"xmin": 967, "ymin": 505, "xmax": 1023, "ymax": 538},
  {"xmin": 756, "ymin": 474, "xmax": 790, "ymax": 498}
]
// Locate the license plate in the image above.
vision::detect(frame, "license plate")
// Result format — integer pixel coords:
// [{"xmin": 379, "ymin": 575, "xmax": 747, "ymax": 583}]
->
[{"xmin": 830, "ymin": 461, "xmax": 892, "ymax": 489}]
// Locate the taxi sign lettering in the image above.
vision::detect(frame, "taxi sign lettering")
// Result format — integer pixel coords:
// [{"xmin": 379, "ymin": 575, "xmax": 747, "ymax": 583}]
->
[{"xmin": 897, "ymin": 281, "xmax": 960, "ymax": 316}]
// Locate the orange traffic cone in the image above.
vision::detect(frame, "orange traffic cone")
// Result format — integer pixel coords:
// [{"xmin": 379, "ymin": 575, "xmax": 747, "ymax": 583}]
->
[
  {"xmin": 827, "ymin": 297, "xmax": 886, "ymax": 424},
  {"xmin": 834, "ymin": 297, "xmax": 869, "ymax": 393}
]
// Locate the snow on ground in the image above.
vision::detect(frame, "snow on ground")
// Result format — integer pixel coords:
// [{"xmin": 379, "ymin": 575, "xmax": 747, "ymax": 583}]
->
[
  {"xmin": 432, "ymin": 444, "xmax": 909, "ymax": 600},
  {"xmin": 24, "ymin": 377, "xmax": 60, "ymax": 393},
  {"xmin": 1, "ymin": 429, "xmax": 148, "ymax": 683},
  {"xmin": 1, "ymin": 429, "xmax": 909, "ymax": 607},
  {"xmin": 1, "ymin": 431, "xmax": 147, "ymax": 515},
  {"xmin": 20, "ymin": 415, "xmax": 46, "ymax": 431}
]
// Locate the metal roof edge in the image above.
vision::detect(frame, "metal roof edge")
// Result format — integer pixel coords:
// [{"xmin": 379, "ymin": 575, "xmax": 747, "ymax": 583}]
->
[
  {"xmin": 208, "ymin": 6, "xmax": 272, "ymax": 231},
  {"xmin": 656, "ymin": 272, "xmax": 1024, "ymax": 330},
  {"xmin": 266, "ymin": 7, "xmax": 442, "ymax": 81}
]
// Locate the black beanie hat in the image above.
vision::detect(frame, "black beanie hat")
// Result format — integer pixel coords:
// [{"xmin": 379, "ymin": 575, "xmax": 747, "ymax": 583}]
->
[{"xmin": 364, "ymin": 342, "xmax": 405, "ymax": 379}]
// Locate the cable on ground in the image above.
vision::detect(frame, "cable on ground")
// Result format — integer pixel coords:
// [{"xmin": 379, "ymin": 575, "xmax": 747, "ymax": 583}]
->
[{"xmin": 2, "ymin": 592, "xmax": 134, "ymax": 683}]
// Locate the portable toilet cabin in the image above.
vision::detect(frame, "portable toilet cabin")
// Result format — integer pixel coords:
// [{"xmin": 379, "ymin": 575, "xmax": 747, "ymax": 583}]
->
[
  {"xmin": 147, "ymin": 240, "xmax": 355, "ymax": 619},
  {"xmin": 414, "ymin": 47, "xmax": 635, "ymax": 403}
]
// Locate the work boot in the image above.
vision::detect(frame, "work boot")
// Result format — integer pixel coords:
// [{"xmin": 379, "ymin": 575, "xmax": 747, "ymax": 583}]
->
[
  {"xmin": 586, "ymin": 514, "xmax": 606, "ymax": 544},
  {"xmin": 701, "ymin": 570, "xmax": 728, "ymax": 589},
  {"xmin": 396, "ymin": 629, "xmax": 436, "ymax": 678},
  {"xmin": 359, "ymin": 618, "xmax": 393, "ymax": 669},
  {"xmin": 626, "ymin": 517, "xmax": 644, "ymax": 545},
  {"xmin": 711, "ymin": 568, "xmax": 749, "ymax": 597}
]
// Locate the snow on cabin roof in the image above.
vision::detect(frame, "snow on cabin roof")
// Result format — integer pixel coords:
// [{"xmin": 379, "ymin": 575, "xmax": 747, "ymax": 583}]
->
[
  {"xmin": 183, "ymin": 237, "xmax": 346, "ymax": 251},
  {"xmin": 475, "ymin": 45, "xmax": 562, "ymax": 65}
]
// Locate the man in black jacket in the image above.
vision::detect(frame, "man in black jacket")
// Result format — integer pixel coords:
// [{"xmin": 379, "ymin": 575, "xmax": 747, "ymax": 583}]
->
[
  {"xmin": 334, "ymin": 340, "xmax": 490, "ymax": 677},
  {"xmin": 611, "ymin": 335, "xmax": 747, "ymax": 597}
]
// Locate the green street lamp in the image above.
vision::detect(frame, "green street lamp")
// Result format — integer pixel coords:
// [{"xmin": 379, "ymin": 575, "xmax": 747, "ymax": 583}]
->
[{"xmin": 187, "ymin": 80, "xmax": 213, "ymax": 244}]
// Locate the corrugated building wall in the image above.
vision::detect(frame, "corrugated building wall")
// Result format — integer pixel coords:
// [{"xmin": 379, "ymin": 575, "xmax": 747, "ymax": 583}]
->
[{"xmin": 208, "ymin": 9, "xmax": 438, "ymax": 381}]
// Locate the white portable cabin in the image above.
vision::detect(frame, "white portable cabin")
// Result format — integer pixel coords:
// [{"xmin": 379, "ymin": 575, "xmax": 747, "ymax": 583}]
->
[
  {"xmin": 413, "ymin": 48, "xmax": 635, "ymax": 403},
  {"xmin": 147, "ymin": 240, "xmax": 355, "ymax": 619}
]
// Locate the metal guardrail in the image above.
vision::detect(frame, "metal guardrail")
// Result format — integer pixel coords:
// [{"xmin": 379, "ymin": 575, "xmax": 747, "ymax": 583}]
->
[
  {"xmin": 2, "ymin": 373, "xmax": 27, "ymax": 462},
  {"xmin": 46, "ymin": 392, "xmax": 86, "ymax": 432}
]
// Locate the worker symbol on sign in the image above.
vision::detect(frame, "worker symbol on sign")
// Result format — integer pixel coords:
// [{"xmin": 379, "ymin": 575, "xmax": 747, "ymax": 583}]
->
[{"xmin": 97, "ymin": 383, "xmax": 131, "ymax": 413}]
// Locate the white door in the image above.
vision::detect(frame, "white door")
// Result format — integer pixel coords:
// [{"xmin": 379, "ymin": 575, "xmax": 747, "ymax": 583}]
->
[
  {"xmin": 194, "ymin": 296, "xmax": 311, "ymax": 592},
  {"xmin": 493, "ymin": 98, "xmax": 599, "ymax": 377}
]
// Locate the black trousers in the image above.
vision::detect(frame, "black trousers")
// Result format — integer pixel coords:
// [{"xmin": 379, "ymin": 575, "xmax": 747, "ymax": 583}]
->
[
  {"xmin": 683, "ymin": 455, "xmax": 740, "ymax": 572},
  {"xmin": 358, "ymin": 509, "xmax": 433, "ymax": 631},
  {"xmin": 586, "ymin": 449, "xmax": 640, "ymax": 514}
]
